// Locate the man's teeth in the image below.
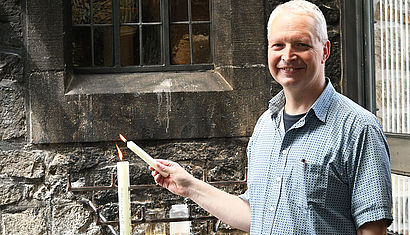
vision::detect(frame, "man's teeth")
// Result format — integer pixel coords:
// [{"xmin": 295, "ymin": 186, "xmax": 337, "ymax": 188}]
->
[{"xmin": 282, "ymin": 68, "xmax": 295, "ymax": 71}]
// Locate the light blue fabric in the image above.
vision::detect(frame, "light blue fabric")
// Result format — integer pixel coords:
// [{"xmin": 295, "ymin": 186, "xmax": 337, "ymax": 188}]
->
[{"xmin": 240, "ymin": 80, "xmax": 393, "ymax": 234}]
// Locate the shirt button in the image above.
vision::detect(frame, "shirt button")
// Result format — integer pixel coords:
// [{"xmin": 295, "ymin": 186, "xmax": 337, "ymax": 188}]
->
[
  {"xmin": 275, "ymin": 177, "xmax": 282, "ymax": 183},
  {"xmin": 282, "ymin": 149, "xmax": 288, "ymax": 155},
  {"xmin": 270, "ymin": 206, "xmax": 274, "ymax": 211}
]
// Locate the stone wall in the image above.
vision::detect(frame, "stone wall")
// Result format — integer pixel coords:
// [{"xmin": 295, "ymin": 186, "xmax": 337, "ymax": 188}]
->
[{"xmin": 0, "ymin": 0, "xmax": 341, "ymax": 234}]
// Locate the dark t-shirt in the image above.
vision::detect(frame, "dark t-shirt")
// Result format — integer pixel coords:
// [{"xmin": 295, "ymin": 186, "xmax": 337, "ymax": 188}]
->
[{"xmin": 283, "ymin": 110, "xmax": 306, "ymax": 132}]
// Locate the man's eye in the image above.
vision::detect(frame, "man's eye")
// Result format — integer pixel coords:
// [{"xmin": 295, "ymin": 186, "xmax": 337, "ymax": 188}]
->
[
  {"xmin": 297, "ymin": 43, "xmax": 310, "ymax": 48},
  {"xmin": 271, "ymin": 44, "xmax": 283, "ymax": 48}
]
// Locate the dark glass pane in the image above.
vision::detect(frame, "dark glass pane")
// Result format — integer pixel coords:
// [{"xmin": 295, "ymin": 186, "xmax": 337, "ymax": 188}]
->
[
  {"xmin": 94, "ymin": 26, "xmax": 113, "ymax": 66},
  {"xmin": 72, "ymin": 0, "xmax": 91, "ymax": 24},
  {"xmin": 192, "ymin": 24, "xmax": 210, "ymax": 63},
  {"xmin": 170, "ymin": 25, "xmax": 190, "ymax": 64},
  {"xmin": 120, "ymin": 0, "xmax": 138, "ymax": 23},
  {"xmin": 142, "ymin": 25, "xmax": 161, "ymax": 65},
  {"xmin": 120, "ymin": 26, "xmax": 139, "ymax": 66},
  {"xmin": 92, "ymin": 0, "xmax": 112, "ymax": 24},
  {"xmin": 142, "ymin": 0, "xmax": 160, "ymax": 22},
  {"xmin": 170, "ymin": 0, "xmax": 188, "ymax": 22},
  {"xmin": 191, "ymin": 0, "xmax": 209, "ymax": 21},
  {"xmin": 72, "ymin": 27, "xmax": 91, "ymax": 67}
]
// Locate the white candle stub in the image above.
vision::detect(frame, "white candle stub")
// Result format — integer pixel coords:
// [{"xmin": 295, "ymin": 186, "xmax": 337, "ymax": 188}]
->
[
  {"xmin": 127, "ymin": 141, "xmax": 169, "ymax": 177},
  {"xmin": 117, "ymin": 161, "xmax": 132, "ymax": 235}
]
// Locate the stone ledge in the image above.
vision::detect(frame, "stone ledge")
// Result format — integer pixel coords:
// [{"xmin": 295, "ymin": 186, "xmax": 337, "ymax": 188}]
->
[{"xmin": 66, "ymin": 71, "xmax": 233, "ymax": 95}]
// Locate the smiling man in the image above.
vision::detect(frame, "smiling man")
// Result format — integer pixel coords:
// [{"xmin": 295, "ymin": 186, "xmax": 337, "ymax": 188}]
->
[{"xmin": 150, "ymin": 1, "xmax": 393, "ymax": 234}]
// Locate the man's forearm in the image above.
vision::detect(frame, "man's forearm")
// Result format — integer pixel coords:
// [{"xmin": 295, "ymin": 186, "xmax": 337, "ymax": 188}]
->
[
  {"xmin": 187, "ymin": 177, "xmax": 251, "ymax": 232},
  {"xmin": 357, "ymin": 219, "xmax": 389, "ymax": 235}
]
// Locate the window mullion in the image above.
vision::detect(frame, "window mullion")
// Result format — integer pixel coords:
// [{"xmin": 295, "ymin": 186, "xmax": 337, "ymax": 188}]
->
[
  {"xmin": 209, "ymin": 0, "xmax": 214, "ymax": 62},
  {"xmin": 113, "ymin": 0, "xmax": 121, "ymax": 67},
  {"xmin": 139, "ymin": 0, "xmax": 143, "ymax": 65},
  {"xmin": 188, "ymin": 0, "xmax": 194, "ymax": 64},
  {"xmin": 90, "ymin": 0, "xmax": 95, "ymax": 66},
  {"xmin": 162, "ymin": 0, "xmax": 170, "ymax": 66}
]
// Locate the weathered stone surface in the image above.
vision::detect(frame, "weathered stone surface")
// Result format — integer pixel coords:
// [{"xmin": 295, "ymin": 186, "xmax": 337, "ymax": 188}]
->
[
  {"xmin": 26, "ymin": 0, "xmax": 65, "ymax": 71},
  {"xmin": 0, "ymin": 179, "xmax": 22, "ymax": 205},
  {"xmin": 52, "ymin": 203, "xmax": 101, "ymax": 235},
  {"xmin": 0, "ymin": 53, "xmax": 23, "ymax": 82},
  {"xmin": 1, "ymin": 207, "xmax": 49, "ymax": 235},
  {"xmin": 0, "ymin": 150, "xmax": 45, "ymax": 179},
  {"xmin": 0, "ymin": 79, "xmax": 25, "ymax": 140},
  {"xmin": 29, "ymin": 70, "xmax": 267, "ymax": 143},
  {"xmin": 0, "ymin": 0, "xmax": 23, "ymax": 49}
]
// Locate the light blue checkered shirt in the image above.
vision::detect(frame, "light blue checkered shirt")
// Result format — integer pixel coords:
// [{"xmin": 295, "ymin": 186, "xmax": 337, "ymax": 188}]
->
[{"xmin": 240, "ymin": 80, "xmax": 393, "ymax": 234}]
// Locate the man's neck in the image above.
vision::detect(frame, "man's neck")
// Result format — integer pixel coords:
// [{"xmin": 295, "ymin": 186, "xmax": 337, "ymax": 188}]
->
[{"xmin": 283, "ymin": 78, "xmax": 327, "ymax": 115}]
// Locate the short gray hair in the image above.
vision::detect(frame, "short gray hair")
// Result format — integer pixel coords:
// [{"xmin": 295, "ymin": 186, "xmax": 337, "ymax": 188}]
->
[{"xmin": 267, "ymin": 0, "xmax": 328, "ymax": 43}]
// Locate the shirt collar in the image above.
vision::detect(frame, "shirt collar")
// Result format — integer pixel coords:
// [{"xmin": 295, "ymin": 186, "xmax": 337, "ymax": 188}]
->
[
  {"xmin": 310, "ymin": 78, "xmax": 335, "ymax": 123},
  {"xmin": 268, "ymin": 78, "xmax": 336, "ymax": 123}
]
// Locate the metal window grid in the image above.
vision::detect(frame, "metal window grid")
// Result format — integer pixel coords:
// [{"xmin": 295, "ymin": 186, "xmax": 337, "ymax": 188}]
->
[{"xmin": 71, "ymin": 0, "xmax": 214, "ymax": 73}]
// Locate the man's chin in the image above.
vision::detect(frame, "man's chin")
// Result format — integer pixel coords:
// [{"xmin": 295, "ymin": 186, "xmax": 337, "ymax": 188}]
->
[{"xmin": 274, "ymin": 76, "xmax": 302, "ymax": 86}]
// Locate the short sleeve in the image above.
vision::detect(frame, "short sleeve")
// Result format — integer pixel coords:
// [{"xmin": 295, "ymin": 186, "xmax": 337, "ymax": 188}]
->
[
  {"xmin": 239, "ymin": 189, "xmax": 250, "ymax": 202},
  {"xmin": 349, "ymin": 124, "xmax": 393, "ymax": 228}
]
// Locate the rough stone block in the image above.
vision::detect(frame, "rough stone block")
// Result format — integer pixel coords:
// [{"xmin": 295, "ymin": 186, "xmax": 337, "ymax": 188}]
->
[
  {"xmin": 1, "ymin": 207, "xmax": 49, "ymax": 235},
  {"xmin": 0, "ymin": 53, "xmax": 23, "ymax": 82},
  {"xmin": 0, "ymin": 0, "xmax": 23, "ymax": 49},
  {"xmin": 51, "ymin": 203, "xmax": 100, "ymax": 235},
  {"xmin": 0, "ymin": 179, "xmax": 22, "ymax": 206},
  {"xmin": 0, "ymin": 150, "xmax": 45, "ymax": 179},
  {"xmin": 0, "ymin": 79, "xmax": 25, "ymax": 140}
]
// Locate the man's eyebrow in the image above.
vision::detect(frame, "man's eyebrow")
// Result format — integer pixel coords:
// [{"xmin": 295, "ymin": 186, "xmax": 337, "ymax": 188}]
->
[{"xmin": 291, "ymin": 36, "xmax": 312, "ymax": 42}]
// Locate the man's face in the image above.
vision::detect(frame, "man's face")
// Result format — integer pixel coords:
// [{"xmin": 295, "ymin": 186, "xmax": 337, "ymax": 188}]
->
[{"xmin": 268, "ymin": 12, "xmax": 330, "ymax": 91}]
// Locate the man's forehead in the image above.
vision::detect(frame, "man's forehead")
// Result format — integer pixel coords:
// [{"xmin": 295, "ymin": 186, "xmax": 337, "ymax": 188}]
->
[{"xmin": 269, "ymin": 32, "xmax": 314, "ymax": 43}]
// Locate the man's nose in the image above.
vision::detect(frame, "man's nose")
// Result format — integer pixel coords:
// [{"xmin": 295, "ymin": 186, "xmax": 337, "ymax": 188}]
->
[{"xmin": 281, "ymin": 46, "xmax": 297, "ymax": 61}]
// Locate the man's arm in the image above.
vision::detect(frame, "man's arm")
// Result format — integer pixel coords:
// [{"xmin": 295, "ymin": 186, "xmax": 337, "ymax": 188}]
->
[
  {"xmin": 151, "ymin": 159, "xmax": 251, "ymax": 232},
  {"xmin": 357, "ymin": 219, "xmax": 390, "ymax": 235}
]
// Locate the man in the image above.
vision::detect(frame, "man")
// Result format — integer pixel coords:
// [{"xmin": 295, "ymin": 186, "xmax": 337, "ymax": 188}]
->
[{"xmin": 151, "ymin": 0, "xmax": 393, "ymax": 234}]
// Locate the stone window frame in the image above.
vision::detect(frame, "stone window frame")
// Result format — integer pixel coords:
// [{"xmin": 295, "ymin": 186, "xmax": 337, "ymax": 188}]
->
[{"xmin": 27, "ymin": 0, "xmax": 270, "ymax": 144}]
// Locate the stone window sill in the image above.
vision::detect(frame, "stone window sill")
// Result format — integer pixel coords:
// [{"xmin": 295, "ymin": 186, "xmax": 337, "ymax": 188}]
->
[{"xmin": 66, "ymin": 71, "xmax": 232, "ymax": 95}]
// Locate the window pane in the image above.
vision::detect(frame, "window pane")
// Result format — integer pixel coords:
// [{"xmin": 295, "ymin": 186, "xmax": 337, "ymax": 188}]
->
[
  {"xmin": 143, "ymin": 25, "xmax": 161, "ymax": 65},
  {"xmin": 120, "ymin": 0, "xmax": 138, "ymax": 23},
  {"xmin": 92, "ymin": 0, "xmax": 112, "ymax": 24},
  {"xmin": 94, "ymin": 26, "xmax": 113, "ymax": 66},
  {"xmin": 192, "ymin": 24, "xmax": 210, "ymax": 63},
  {"xmin": 72, "ymin": 0, "xmax": 91, "ymax": 24},
  {"xmin": 170, "ymin": 0, "xmax": 188, "ymax": 22},
  {"xmin": 142, "ymin": 0, "xmax": 160, "ymax": 22},
  {"xmin": 170, "ymin": 25, "xmax": 190, "ymax": 64},
  {"xmin": 120, "ymin": 26, "xmax": 139, "ymax": 66},
  {"xmin": 374, "ymin": 0, "xmax": 410, "ymax": 134},
  {"xmin": 192, "ymin": 0, "xmax": 209, "ymax": 21},
  {"xmin": 72, "ymin": 27, "xmax": 91, "ymax": 67}
]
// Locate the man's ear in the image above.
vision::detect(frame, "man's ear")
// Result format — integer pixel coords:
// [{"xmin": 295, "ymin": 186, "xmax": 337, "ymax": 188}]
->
[{"xmin": 322, "ymin": 40, "xmax": 331, "ymax": 64}]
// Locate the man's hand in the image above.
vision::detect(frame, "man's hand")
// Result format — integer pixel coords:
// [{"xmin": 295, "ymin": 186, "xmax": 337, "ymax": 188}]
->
[{"xmin": 150, "ymin": 159, "xmax": 196, "ymax": 197}]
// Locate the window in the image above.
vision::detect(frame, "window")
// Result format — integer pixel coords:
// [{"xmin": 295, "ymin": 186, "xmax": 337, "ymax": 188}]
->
[
  {"xmin": 374, "ymin": 0, "xmax": 409, "ymax": 134},
  {"xmin": 71, "ymin": 0, "xmax": 213, "ymax": 73},
  {"xmin": 27, "ymin": 0, "xmax": 269, "ymax": 143}
]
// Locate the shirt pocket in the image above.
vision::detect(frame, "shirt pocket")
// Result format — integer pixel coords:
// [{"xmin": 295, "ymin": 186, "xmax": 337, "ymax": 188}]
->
[{"xmin": 303, "ymin": 163, "xmax": 328, "ymax": 205}]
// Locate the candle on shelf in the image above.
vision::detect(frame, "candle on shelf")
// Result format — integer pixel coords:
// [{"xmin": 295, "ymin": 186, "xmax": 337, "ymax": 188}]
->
[
  {"xmin": 119, "ymin": 134, "xmax": 169, "ymax": 177},
  {"xmin": 116, "ymin": 144, "xmax": 132, "ymax": 235},
  {"xmin": 169, "ymin": 204, "xmax": 191, "ymax": 235}
]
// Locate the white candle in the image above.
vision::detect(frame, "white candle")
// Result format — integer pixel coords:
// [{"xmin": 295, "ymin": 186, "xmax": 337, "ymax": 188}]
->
[
  {"xmin": 117, "ymin": 161, "xmax": 132, "ymax": 235},
  {"xmin": 126, "ymin": 141, "xmax": 169, "ymax": 177}
]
